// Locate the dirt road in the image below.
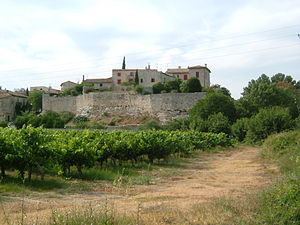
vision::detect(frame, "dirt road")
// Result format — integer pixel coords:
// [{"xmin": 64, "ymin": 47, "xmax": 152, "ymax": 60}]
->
[{"xmin": 0, "ymin": 146, "xmax": 276, "ymax": 224}]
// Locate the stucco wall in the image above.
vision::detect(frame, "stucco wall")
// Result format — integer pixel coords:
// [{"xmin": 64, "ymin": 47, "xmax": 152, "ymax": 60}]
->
[{"xmin": 42, "ymin": 92, "xmax": 206, "ymax": 123}]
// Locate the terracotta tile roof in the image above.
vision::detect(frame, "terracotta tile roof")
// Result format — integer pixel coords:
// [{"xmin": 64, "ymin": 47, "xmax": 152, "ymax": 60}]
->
[
  {"xmin": 188, "ymin": 65, "xmax": 211, "ymax": 72},
  {"xmin": 0, "ymin": 90, "xmax": 27, "ymax": 99},
  {"xmin": 166, "ymin": 68, "xmax": 189, "ymax": 74},
  {"xmin": 84, "ymin": 77, "xmax": 112, "ymax": 83},
  {"xmin": 61, "ymin": 81, "xmax": 77, "ymax": 86}
]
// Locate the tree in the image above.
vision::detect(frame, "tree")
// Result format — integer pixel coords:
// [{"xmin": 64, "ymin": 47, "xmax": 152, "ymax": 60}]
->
[
  {"xmin": 122, "ymin": 56, "xmax": 126, "ymax": 69},
  {"xmin": 189, "ymin": 92, "xmax": 236, "ymax": 122},
  {"xmin": 28, "ymin": 90, "xmax": 44, "ymax": 113},
  {"xmin": 180, "ymin": 77, "xmax": 202, "ymax": 93},
  {"xmin": 209, "ymin": 84, "xmax": 231, "ymax": 97},
  {"xmin": 240, "ymin": 74, "xmax": 299, "ymax": 118},
  {"xmin": 165, "ymin": 78, "xmax": 182, "ymax": 92},
  {"xmin": 153, "ymin": 82, "xmax": 165, "ymax": 94},
  {"xmin": 134, "ymin": 69, "xmax": 139, "ymax": 85}
]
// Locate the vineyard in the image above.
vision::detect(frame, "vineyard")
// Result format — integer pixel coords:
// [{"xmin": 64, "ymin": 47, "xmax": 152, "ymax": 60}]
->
[{"xmin": 0, "ymin": 127, "xmax": 233, "ymax": 181}]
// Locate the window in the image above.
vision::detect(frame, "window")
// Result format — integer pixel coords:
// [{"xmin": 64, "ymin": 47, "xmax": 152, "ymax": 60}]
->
[
  {"xmin": 151, "ymin": 78, "xmax": 155, "ymax": 82},
  {"xmin": 100, "ymin": 83, "xmax": 103, "ymax": 87},
  {"xmin": 177, "ymin": 75, "xmax": 179, "ymax": 78},
  {"xmin": 129, "ymin": 79, "xmax": 133, "ymax": 82},
  {"xmin": 117, "ymin": 72, "xmax": 121, "ymax": 76},
  {"xmin": 130, "ymin": 72, "xmax": 134, "ymax": 76},
  {"xmin": 196, "ymin": 72, "xmax": 199, "ymax": 78},
  {"xmin": 117, "ymin": 79, "xmax": 121, "ymax": 84},
  {"xmin": 140, "ymin": 79, "xmax": 143, "ymax": 83},
  {"xmin": 184, "ymin": 74, "xmax": 188, "ymax": 80}
]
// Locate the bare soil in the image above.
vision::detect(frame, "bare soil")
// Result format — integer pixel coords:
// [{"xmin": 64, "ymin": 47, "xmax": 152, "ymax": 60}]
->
[{"xmin": 0, "ymin": 146, "xmax": 276, "ymax": 224}]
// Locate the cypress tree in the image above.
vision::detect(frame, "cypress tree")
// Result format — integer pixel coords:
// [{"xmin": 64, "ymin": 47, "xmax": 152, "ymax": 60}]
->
[
  {"xmin": 122, "ymin": 56, "xmax": 126, "ymax": 69},
  {"xmin": 135, "ymin": 69, "xmax": 139, "ymax": 85}
]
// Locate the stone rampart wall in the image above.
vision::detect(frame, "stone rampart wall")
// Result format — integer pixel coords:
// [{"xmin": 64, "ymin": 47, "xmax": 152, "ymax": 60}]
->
[{"xmin": 42, "ymin": 92, "xmax": 205, "ymax": 123}]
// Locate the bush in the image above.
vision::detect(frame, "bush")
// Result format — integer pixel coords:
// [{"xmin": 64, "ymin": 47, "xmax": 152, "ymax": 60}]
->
[
  {"xmin": 166, "ymin": 118, "xmax": 191, "ymax": 131},
  {"xmin": 189, "ymin": 118, "xmax": 208, "ymax": 132},
  {"xmin": 189, "ymin": 92, "xmax": 237, "ymax": 122},
  {"xmin": 134, "ymin": 85, "xmax": 143, "ymax": 94},
  {"xmin": 231, "ymin": 118, "xmax": 250, "ymax": 141},
  {"xmin": 0, "ymin": 121, "xmax": 8, "ymax": 128},
  {"xmin": 207, "ymin": 113, "xmax": 231, "ymax": 134},
  {"xmin": 74, "ymin": 115, "xmax": 89, "ymax": 123},
  {"xmin": 246, "ymin": 107, "xmax": 293, "ymax": 142},
  {"xmin": 152, "ymin": 82, "xmax": 165, "ymax": 94},
  {"xmin": 139, "ymin": 120, "xmax": 162, "ymax": 130},
  {"xmin": 180, "ymin": 77, "xmax": 202, "ymax": 93}
]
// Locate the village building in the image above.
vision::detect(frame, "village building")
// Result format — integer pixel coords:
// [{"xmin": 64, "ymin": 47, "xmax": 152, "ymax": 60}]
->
[
  {"xmin": 60, "ymin": 81, "xmax": 77, "ymax": 91},
  {"xmin": 0, "ymin": 90, "xmax": 27, "ymax": 122},
  {"xmin": 112, "ymin": 66, "xmax": 175, "ymax": 91},
  {"xmin": 166, "ymin": 64, "xmax": 211, "ymax": 88},
  {"xmin": 30, "ymin": 86, "xmax": 60, "ymax": 94},
  {"xmin": 83, "ymin": 77, "xmax": 113, "ymax": 90}
]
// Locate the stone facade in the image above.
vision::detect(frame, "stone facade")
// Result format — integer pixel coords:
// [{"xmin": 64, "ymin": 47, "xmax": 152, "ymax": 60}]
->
[
  {"xmin": 83, "ymin": 78, "xmax": 113, "ymax": 90},
  {"xmin": 0, "ymin": 90, "xmax": 27, "ymax": 122},
  {"xmin": 166, "ymin": 65, "xmax": 211, "ymax": 88},
  {"xmin": 43, "ymin": 92, "xmax": 205, "ymax": 124},
  {"xmin": 60, "ymin": 81, "xmax": 77, "ymax": 91},
  {"xmin": 30, "ymin": 86, "xmax": 60, "ymax": 94},
  {"xmin": 112, "ymin": 68, "xmax": 175, "ymax": 90}
]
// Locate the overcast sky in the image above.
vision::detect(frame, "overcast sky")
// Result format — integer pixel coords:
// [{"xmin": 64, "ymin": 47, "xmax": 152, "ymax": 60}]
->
[{"xmin": 0, "ymin": 0, "xmax": 299, "ymax": 98}]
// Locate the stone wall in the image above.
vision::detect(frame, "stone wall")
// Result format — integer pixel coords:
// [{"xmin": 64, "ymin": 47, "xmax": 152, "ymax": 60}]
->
[{"xmin": 42, "ymin": 92, "xmax": 205, "ymax": 123}]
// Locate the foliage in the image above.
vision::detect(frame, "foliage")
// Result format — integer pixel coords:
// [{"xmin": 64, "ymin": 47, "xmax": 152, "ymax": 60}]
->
[
  {"xmin": 253, "ymin": 130, "xmax": 300, "ymax": 225},
  {"xmin": 189, "ymin": 92, "xmax": 236, "ymax": 122},
  {"xmin": 28, "ymin": 90, "xmax": 43, "ymax": 112},
  {"xmin": 152, "ymin": 82, "xmax": 165, "ymax": 94},
  {"xmin": 180, "ymin": 77, "xmax": 202, "ymax": 93},
  {"xmin": 207, "ymin": 113, "xmax": 231, "ymax": 134},
  {"xmin": 134, "ymin": 69, "xmax": 139, "ymax": 85},
  {"xmin": 231, "ymin": 117, "xmax": 250, "ymax": 141},
  {"xmin": 61, "ymin": 83, "xmax": 92, "ymax": 96},
  {"xmin": 164, "ymin": 78, "xmax": 182, "ymax": 93},
  {"xmin": 0, "ymin": 121, "xmax": 8, "ymax": 128},
  {"xmin": 152, "ymin": 79, "xmax": 182, "ymax": 94},
  {"xmin": 15, "ymin": 111, "xmax": 74, "ymax": 129},
  {"xmin": 139, "ymin": 120, "xmax": 162, "ymax": 130},
  {"xmin": 246, "ymin": 107, "xmax": 293, "ymax": 143},
  {"xmin": 240, "ymin": 74, "xmax": 299, "ymax": 118},
  {"xmin": 209, "ymin": 84, "xmax": 231, "ymax": 97},
  {"xmin": 134, "ymin": 84, "xmax": 143, "ymax": 94},
  {"xmin": 74, "ymin": 115, "xmax": 89, "ymax": 123},
  {"xmin": 0, "ymin": 127, "xmax": 233, "ymax": 181},
  {"xmin": 166, "ymin": 117, "xmax": 191, "ymax": 131}
]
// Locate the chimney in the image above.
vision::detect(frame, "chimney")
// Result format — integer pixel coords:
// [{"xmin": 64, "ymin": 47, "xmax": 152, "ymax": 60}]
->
[
  {"xmin": 82, "ymin": 75, "xmax": 85, "ymax": 82},
  {"xmin": 178, "ymin": 66, "xmax": 181, "ymax": 69},
  {"xmin": 148, "ymin": 64, "xmax": 151, "ymax": 70},
  {"xmin": 205, "ymin": 64, "xmax": 207, "ymax": 67}
]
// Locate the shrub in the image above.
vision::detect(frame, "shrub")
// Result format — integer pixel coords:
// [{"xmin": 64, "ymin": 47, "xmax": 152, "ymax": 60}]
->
[
  {"xmin": 246, "ymin": 107, "xmax": 293, "ymax": 142},
  {"xmin": 166, "ymin": 118, "xmax": 191, "ymax": 131},
  {"xmin": 74, "ymin": 115, "xmax": 89, "ymax": 123},
  {"xmin": 0, "ymin": 121, "xmax": 8, "ymax": 128},
  {"xmin": 134, "ymin": 85, "xmax": 143, "ymax": 94},
  {"xmin": 231, "ymin": 118, "xmax": 250, "ymax": 141},
  {"xmin": 139, "ymin": 120, "xmax": 162, "ymax": 130},
  {"xmin": 207, "ymin": 113, "xmax": 231, "ymax": 134},
  {"xmin": 152, "ymin": 82, "xmax": 165, "ymax": 94},
  {"xmin": 180, "ymin": 77, "xmax": 202, "ymax": 93},
  {"xmin": 189, "ymin": 92, "xmax": 237, "ymax": 122},
  {"xmin": 189, "ymin": 118, "xmax": 208, "ymax": 132}
]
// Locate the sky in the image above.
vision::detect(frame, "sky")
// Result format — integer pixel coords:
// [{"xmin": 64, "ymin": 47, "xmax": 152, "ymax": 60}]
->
[{"xmin": 0, "ymin": 0, "xmax": 299, "ymax": 99}]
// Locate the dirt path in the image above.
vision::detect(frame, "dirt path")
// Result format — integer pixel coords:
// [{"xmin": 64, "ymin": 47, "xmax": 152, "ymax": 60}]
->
[{"xmin": 0, "ymin": 146, "xmax": 276, "ymax": 224}]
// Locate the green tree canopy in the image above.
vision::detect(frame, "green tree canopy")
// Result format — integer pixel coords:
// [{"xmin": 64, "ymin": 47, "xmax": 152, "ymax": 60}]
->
[
  {"xmin": 181, "ymin": 77, "xmax": 202, "ymax": 93},
  {"xmin": 240, "ymin": 74, "xmax": 299, "ymax": 118},
  {"xmin": 189, "ymin": 92, "xmax": 236, "ymax": 122},
  {"xmin": 28, "ymin": 90, "xmax": 44, "ymax": 112}
]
